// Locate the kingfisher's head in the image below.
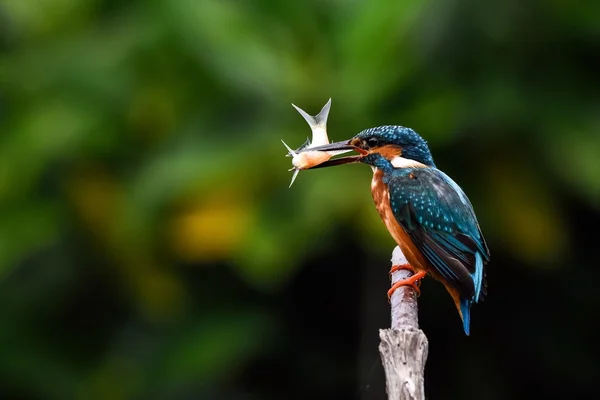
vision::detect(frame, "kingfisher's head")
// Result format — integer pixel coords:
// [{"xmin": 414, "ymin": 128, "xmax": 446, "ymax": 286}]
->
[{"xmin": 307, "ymin": 125, "xmax": 436, "ymax": 170}]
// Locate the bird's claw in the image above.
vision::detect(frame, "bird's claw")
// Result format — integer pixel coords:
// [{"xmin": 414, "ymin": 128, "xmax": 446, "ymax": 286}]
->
[{"xmin": 387, "ymin": 266, "xmax": 427, "ymax": 301}]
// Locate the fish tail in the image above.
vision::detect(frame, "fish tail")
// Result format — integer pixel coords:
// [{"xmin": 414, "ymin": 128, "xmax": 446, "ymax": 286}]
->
[{"xmin": 291, "ymin": 98, "xmax": 331, "ymax": 131}]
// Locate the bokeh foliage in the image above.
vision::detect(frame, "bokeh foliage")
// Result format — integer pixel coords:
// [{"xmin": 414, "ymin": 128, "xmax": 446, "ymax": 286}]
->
[{"xmin": 0, "ymin": 0, "xmax": 599, "ymax": 399}]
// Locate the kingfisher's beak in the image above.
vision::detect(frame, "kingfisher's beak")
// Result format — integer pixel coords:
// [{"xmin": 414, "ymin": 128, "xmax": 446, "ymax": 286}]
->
[{"xmin": 301, "ymin": 139, "xmax": 367, "ymax": 169}]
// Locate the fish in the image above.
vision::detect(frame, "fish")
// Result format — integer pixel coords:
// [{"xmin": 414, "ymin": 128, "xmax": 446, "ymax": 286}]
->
[{"xmin": 283, "ymin": 99, "xmax": 351, "ymax": 187}]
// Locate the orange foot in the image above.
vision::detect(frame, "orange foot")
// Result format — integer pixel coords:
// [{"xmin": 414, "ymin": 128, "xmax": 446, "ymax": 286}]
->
[{"xmin": 387, "ymin": 263, "xmax": 427, "ymax": 300}]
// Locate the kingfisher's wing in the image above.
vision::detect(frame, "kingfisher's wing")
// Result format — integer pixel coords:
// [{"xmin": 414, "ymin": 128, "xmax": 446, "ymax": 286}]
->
[{"xmin": 387, "ymin": 168, "xmax": 490, "ymax": 301}]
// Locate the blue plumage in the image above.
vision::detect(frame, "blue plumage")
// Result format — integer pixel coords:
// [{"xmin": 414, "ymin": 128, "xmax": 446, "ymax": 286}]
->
[
  {"xmin": 360, "ymin": 127, "xmax": 490, "ymax": 334},
  {"xmin": 384, "ymin": 167, "xmax": 488, "ymax": 304},
  {"xmin": 357, "ymin": 126, "xmax": 436, "ymax": 167},
  {"xmin": 460, "ymin": 299, "xmax": 471, "ymax": 336},
  {"xmin": 474, "ymin": 252, "xmax": 484, "ymax": 302},
  {"xmin": 300, "ymin": 125, "xmax": 490, "ymax": 334}
]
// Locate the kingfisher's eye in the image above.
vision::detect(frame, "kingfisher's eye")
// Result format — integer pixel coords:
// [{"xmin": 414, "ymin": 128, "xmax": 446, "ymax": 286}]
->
[{"xmin": 366, "ymin": 138, "xmax": 379, "ymax": 147}]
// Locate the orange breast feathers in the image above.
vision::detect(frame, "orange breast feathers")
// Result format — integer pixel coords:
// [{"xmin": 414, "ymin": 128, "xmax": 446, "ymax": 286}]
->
[
  {"xmin": 370, "ymin": 170, "xmax": 465, "ymax": 318},
  {"xmin": 370, "ymin": 170, "xmax": 430, "ymax": 273}
]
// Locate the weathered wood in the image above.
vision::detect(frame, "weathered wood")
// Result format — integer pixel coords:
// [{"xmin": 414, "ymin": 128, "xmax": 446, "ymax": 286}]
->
[{"xmin": 379, "ymin": 246, "xmax": 429, "ymax": 400}]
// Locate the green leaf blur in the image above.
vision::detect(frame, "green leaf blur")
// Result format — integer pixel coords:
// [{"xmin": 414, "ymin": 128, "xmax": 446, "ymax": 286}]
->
[{"xmin": 0, "ymin": 0, "xmax": 598, "ymax": 399}]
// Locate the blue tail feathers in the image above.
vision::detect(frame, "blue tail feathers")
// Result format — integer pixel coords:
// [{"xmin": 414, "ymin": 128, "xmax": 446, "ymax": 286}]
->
[
  {"xmin": 460, "ymin": 298, "xmax": 471, "ymax": 336},
  {"xmin": 462, "ymin": 252, "xmax": 485, "ymax": 335}
]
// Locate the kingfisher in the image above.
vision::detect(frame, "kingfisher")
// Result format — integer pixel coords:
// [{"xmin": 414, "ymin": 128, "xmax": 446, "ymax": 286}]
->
[{"xmin": 302, "ymin": 126, "xmax": 490, "ymax": 335}]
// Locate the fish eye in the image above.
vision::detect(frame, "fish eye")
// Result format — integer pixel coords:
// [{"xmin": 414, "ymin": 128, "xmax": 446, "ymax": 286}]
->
[{"xmin": 366, "ymin": 138, "xmax": 379, "ymax": 147}]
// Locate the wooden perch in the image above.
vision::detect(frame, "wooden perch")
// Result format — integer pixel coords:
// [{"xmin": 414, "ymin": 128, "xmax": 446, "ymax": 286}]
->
[{"xmin": 379, "ymin": 246, "xmax": 429, "ymax": 400}]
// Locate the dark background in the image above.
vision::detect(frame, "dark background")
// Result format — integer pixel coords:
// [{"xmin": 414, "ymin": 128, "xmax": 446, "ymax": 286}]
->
[{"xmin": 0, "ymin": 0, "xmax": 599, "ymax": 399}]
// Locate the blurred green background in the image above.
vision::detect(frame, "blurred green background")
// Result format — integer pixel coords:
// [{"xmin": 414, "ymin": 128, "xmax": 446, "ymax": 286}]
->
[{"xmin": 1, "ymin": 0, "xmax": 599, "ymax": 399}]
